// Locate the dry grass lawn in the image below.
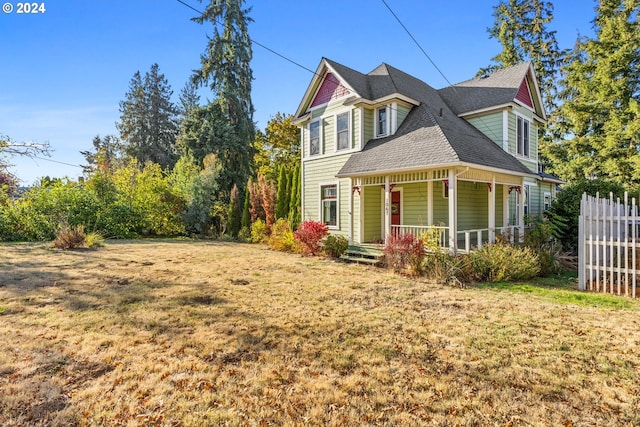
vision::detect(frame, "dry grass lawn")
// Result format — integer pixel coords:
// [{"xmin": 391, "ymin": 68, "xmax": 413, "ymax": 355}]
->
[{"xmin": 1, "ymin": 240, "xmax": 639, "ymax": 426}]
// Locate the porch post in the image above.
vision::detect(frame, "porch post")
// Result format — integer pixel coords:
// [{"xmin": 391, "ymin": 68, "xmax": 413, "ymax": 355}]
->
[
  {"xmin": 384, "ymin": 176, "xmax": 391, "ymax": 242},
  {"xmin": 448, "ymin": 169, "xmax": 457, "ymax": 254},
  {"xmin": 518, "ymin": 178, "xmax": 525, "ymax": 242},
  {"xmin": 348, "ymin": 178, "xmax": 353, "ymax": 245},
  {"xmin": 488, "ymin": 176, "xmax": 496, "ymax": 243},
  {"xmin": 503, "ymin": 185, "xmax": 510, "ymax": 228},
  {"xmin": 427, "ymin": 180, "xmax": 433, "ymax": 225}
]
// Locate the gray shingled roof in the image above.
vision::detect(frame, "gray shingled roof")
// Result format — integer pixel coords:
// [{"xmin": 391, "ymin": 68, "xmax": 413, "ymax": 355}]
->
[
  {"xmin": 334, "ymin": 61, "xmax": 534, "ymax": 177},
  {"xmin": 438, "ymin": 62, "xmax": 532, "ymax": 115}
]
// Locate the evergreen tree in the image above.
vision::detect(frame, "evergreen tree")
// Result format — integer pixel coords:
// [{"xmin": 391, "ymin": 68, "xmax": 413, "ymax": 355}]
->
[
  {"xmin": 192, "ymin": 0, "xmax": 255, "ymax": 198},
  {"xmin": 480, "ymin": 0, "xmax": 565, "ymax": 112},
  {"xmin": 228, "ymin": 183, "xmax": 241, "ymax": 238},
  {"xmin": 80, "ymin": 134, "xmax": 126, "ymax": 175},
  {"xmin": 178, "ymin": 80, "xmax": 201, "ymax": 120},
  {"xmin": 275, "ymin": 166, "xmax": 288, "ymax": 220},
  {"xmin": 288, "ymin": 164, "xmax": 301, "ymax": 229},
  {"xmin": 241, "ymin": 184, "xmax": 251, "ymax": 229},
  {"xmin": 544, "ymin": 0, "xmax": 640, "ymax": 187},
  {"xmin": 117, "ymin": 64, "xmax": 179, "ymax": 170}
]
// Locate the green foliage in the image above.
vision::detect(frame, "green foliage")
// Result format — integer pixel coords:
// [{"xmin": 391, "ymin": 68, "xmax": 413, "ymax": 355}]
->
[
  {"xmin": 228, "ymin": 184, "xmax": 242, "ymax": 238},
  {"xmin": 545, "ymin": 178, "xmax": 627, "ymax": 253},
  {"xmin": 241, "ymin": 186, "xmax": 251, "ymax": 229},
  {"xmin": 480, "ymin": 0, "xmax": 564, "ymax": 112},
  {"xmin": 268, "ymin": 219, "xmax": 297, "ymax": 252},
  {"xmin": 117, "ymin": 64, "xmax": 179, "ymax": 169},
  {"xmin": 544, "ymin": 0, "xmax": 640, "ymax": 186},
  {"xmin": 288, "ymin": 164, "xmax": 301, "ymax": 229},
  {"xmin": 423, "ymin": 251, "xmax": 475, "ymax": 287},
  {"xmin": 192, "ymin": 0, "xmax": 254, "ymax": 199},
  {"xmin": 275, "ymin": 166, "xmax": 289, "ymax": 220},
  {"xmin": 253, "ymin": 113, "xmax": 301, "ymax": 180},
  {"xmin": 250, "ymin": 219, "xmax": 269, "ymax": 244},
  {"xmin": 323, "ymin": 235, "xmax": 349, "ymax": 258},
  {"xmin": 523, "ymin": 217, "xmax": 563, "ymax": 276},
  {"xmin": 470, "ymin": 243, "xmax": 541, "ymax": 283},
  {"xmin": 80, "ymin": 134, "xmax": 126, "ymax": 175}
]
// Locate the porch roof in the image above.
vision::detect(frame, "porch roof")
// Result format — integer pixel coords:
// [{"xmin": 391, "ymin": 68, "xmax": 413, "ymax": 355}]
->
[{"xmin": 336, "ymin": 103, "xmax": 533, "ymax": 178}]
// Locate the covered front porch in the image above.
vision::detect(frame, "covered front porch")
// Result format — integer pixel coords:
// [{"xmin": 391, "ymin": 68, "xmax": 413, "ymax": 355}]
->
[{"xmin": 346, "ymin": 166, "xmax": 527, "ymax": 253}]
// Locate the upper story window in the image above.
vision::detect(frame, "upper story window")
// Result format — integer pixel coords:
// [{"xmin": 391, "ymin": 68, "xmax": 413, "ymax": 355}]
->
[
  {"xmin": 336, "ymin": 112, "xmax": 349, "ymax": 151},
  {"xmin": 517, "ymin": 116, "xmax": 530, "ymax": 157},
  {"xmin": 376, "ymin": 106, "xmax": 387, "ymax": 137},
  {"xmin": 309, "ymin": 120, "xmax": 320, "ymax": 156}
]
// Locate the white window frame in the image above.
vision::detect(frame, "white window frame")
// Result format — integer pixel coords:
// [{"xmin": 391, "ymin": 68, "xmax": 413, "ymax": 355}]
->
[
  {"xmin": 308, "ymin": 119, "xmax": 322, "ymax": 157},
  {"xmin": 319, "ymin": 182, "xmax": 339, "ymax": 229},
  {"xmin": 335, "ymin": 111, "xmax": 350, "ymax": 151},
  {"xmin": 375, "ymin": 105, "xmax": 389, "ymax": 138},
  {"xmin": 516, "ymin": 115, "xmax": 530, "ymax": 158},
  {"xmin": 544, "ymin": 192, "xmax": 551, "ymax": 211}
]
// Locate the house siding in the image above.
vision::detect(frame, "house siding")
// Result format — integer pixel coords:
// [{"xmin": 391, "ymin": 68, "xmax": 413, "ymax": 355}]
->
[
  {"xmin": 362, "ymin": 185, "xmax": 382, "ymax": 242},
  {"xmin": 400, "ymin": 182, "xmax": 429, "ymax": 227},
  {"xmin": 457, "ymin": 181, "xmax": 488, "ymax": 231},
  {"xmin": 396, "ymin": 105, "xmax": 411, "ymax": 131},
  {"xmin": 302, "ymin": 154, "xmax": 351, "ymax": 237},
  {"xmin": 467, "ymin": 112, "xmax": 503, "ymax": 147},
  {"xmin": 362, "ymin": 108, "xmax": 374, "ymax": 143}
]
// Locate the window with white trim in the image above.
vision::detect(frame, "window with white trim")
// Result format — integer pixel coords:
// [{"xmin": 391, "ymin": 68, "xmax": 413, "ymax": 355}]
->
[
  {"xmin": 336, "ymin": 112, "xmax": 349, "ymax": 151},
  {"xmin": 309, "ymin": 120, "xmax": 320, "ymax": 156},
  {"xmin": 517, "ymin": 116, "xmax": 530, "ymax": 157},
  {"xmin": 321, "ymin": 184, "xmax": 338, "ymax": 227},
  {"xmin": 376, "ymin": 106, "xmax": 387, "ymax": 137},
  {"xmin": 544, "ymin": 192, "xmax": 551, "ymax": 210}
]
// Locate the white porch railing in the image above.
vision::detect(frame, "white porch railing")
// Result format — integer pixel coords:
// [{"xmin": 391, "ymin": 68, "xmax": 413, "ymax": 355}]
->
[{"xmin": 390, "ymin": 225, "xmax": 522, "ymax": 253}]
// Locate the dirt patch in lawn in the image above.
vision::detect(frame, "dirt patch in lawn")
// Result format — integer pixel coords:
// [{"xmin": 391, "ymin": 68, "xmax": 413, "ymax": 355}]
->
[{"xmin": 1, "ymin": 240, "xmax": 639, "ymax": 426}]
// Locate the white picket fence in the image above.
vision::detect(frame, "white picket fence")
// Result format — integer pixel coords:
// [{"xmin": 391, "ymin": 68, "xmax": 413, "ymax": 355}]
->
[{"xmin": 578, "ymin": 192, "xmax": 640, "ymax": 297}]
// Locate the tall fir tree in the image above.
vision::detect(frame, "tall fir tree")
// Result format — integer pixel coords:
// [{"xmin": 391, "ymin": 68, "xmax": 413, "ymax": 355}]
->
[
  {"xmin": 178, "ymin": 80, "xmax": 201, "ymax": 120},
  {"xmin": 275, "ymin": 166, "xmax": 288, "ymax": 220},
  {"xmin": 288, "ymin": 164, "xmax": 301, "ymax": 229},
  {"xmin": 191, "ymin": 0, "xmax": 255, "ymax": 199},
  {"xmin": 228, "ymin": 183, "xmax": 242, "ymax": 238},
  {"xmin": 80, "ymin": 134, "xmax": 126, "ymax": 175},
  {"xmin": 117, "ymin": 64, "xmax": 179, "ymax": 170},
  {"xmin": 543, "ymin": 0, "xmax": 640, "ymax": 187},
  {"xmin": 480, "ymin": 0, "xmax": 565, "ymax": 113}
]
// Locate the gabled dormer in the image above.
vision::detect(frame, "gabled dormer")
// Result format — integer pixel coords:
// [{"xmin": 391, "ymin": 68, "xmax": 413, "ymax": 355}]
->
[
  {"xmin": 438, "ymin": 62, "xmax": 547, "ymax": 174},
  {"xmin": 294, "ymin": 58, "xmax": 419, "ymax": 160}
]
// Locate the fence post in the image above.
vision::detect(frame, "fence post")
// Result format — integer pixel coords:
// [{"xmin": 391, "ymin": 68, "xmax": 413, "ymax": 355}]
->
[{"xmin": 578, "ymin": 193, "xmax": 586, "ymax": 291}]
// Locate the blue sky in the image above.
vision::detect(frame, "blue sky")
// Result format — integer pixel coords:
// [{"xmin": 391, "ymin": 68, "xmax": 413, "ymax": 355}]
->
[{"xmin": 1, "ymin": 0, "xmax": 596, "ymax": 185}]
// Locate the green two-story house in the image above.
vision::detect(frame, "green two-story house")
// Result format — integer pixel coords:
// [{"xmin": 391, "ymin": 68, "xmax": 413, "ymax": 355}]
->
[{"xmin": 294, "ymin": 58, "xmax": 561, "ymax": 253}]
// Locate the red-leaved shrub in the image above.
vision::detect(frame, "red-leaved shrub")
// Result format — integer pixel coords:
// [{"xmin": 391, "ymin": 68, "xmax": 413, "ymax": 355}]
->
[
  {"xmin": 294, "ymin": 220, "xmax": 328, "ymax": 255},
  {"xmin": 383, "ymin": 233, "xmax": 425, "ymax": 274}
]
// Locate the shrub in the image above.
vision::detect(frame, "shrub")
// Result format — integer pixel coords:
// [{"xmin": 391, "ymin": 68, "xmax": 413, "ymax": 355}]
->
[
  {"xmin": 250, "ymin": 219, "xmax": 269, "ymax": 243},
  {"xmin": 53, "ymin": 225, "xmax": 88, "ymax": 249},
  {"xmin": 84, "ymin": 231, "xmax": 104, "ymax": 248},
  {"xmin": 294, "ymin": 220, "xmax": 328, "ymax": 255},
  {"xmin": 383, "ymin": 233, "xmax": 424, "ymax": 275},
  {"xmin": 324, "ymin": 234, "xmax": 349, "ymax": 258},
  {"xmin": 524, "ymin": 218, "xmax": 563, "ymax": 276},
  {"xmin": 423, "ymin": 251, "xmax": 474, "ymax": 286},
  {"xmin": 470, "ymin": 243, "xmax": 540, "ymax": 283},
  {"xmin": 268, "ymin": 219, "xmax": 296, "ymax": 252}
]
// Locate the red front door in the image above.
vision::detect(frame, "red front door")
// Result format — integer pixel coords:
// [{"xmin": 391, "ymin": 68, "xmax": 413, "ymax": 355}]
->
[{"xmin": 391, "ymin": 191, "xmax": 401, "ymax": 226}]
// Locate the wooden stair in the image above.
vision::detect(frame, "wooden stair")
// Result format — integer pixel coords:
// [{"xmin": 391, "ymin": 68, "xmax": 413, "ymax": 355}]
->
[{"xmin": 340, "ymin": 245, "xmax": 384, "ymax": 266}]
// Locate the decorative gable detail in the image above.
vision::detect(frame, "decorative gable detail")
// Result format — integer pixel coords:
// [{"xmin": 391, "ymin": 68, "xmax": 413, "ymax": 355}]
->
[
  {"xmin": 310, "ymin": 72, "xmax": 352, "ymax": 108},
  {"xmin": 515, "ymin": 78, "xmax": 534, "ymax": 109}
]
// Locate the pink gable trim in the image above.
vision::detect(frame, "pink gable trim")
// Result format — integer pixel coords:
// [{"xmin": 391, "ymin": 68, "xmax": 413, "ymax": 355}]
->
[
  {"xmin": 310, "ymin": 72, "xmax": 351, "ymax": 108},
  {"xmin": 515, "ymin": 78, "xmax": 534, "ymax": 109}
]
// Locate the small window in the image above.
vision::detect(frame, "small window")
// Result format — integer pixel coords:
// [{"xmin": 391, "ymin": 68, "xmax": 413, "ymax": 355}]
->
[
  {"xmin": 517, "ymin": 116, "xmax": 530, "ymax": 157},
  {"xmin": 544, "ymin": 192, "xmax": 551, "ymax": 210},
  {"xmin": 336, "ymin": 112, "xmax": 349, "ymax": 150},
  {"xmin": 309, "ymin": 120, "xmax": 320, "ymax": 156},
  {"xmin": 376, "ymin": 106, "xmax": 387, "ymax": 137},
  {"xmin": 321, "ymin": 184, "xmax": 338, "ymax": 227}
]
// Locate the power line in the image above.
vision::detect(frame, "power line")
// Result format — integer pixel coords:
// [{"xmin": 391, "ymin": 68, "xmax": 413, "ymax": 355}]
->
[{"xmin": 29, "ymin": 155, "xmax": 84, "ymax": 169}]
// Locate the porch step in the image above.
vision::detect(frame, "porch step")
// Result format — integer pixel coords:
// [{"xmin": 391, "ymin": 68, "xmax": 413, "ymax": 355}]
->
[{"xmin": 341, "ymin": 245, "xmax": 384, "ymax": 266}]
